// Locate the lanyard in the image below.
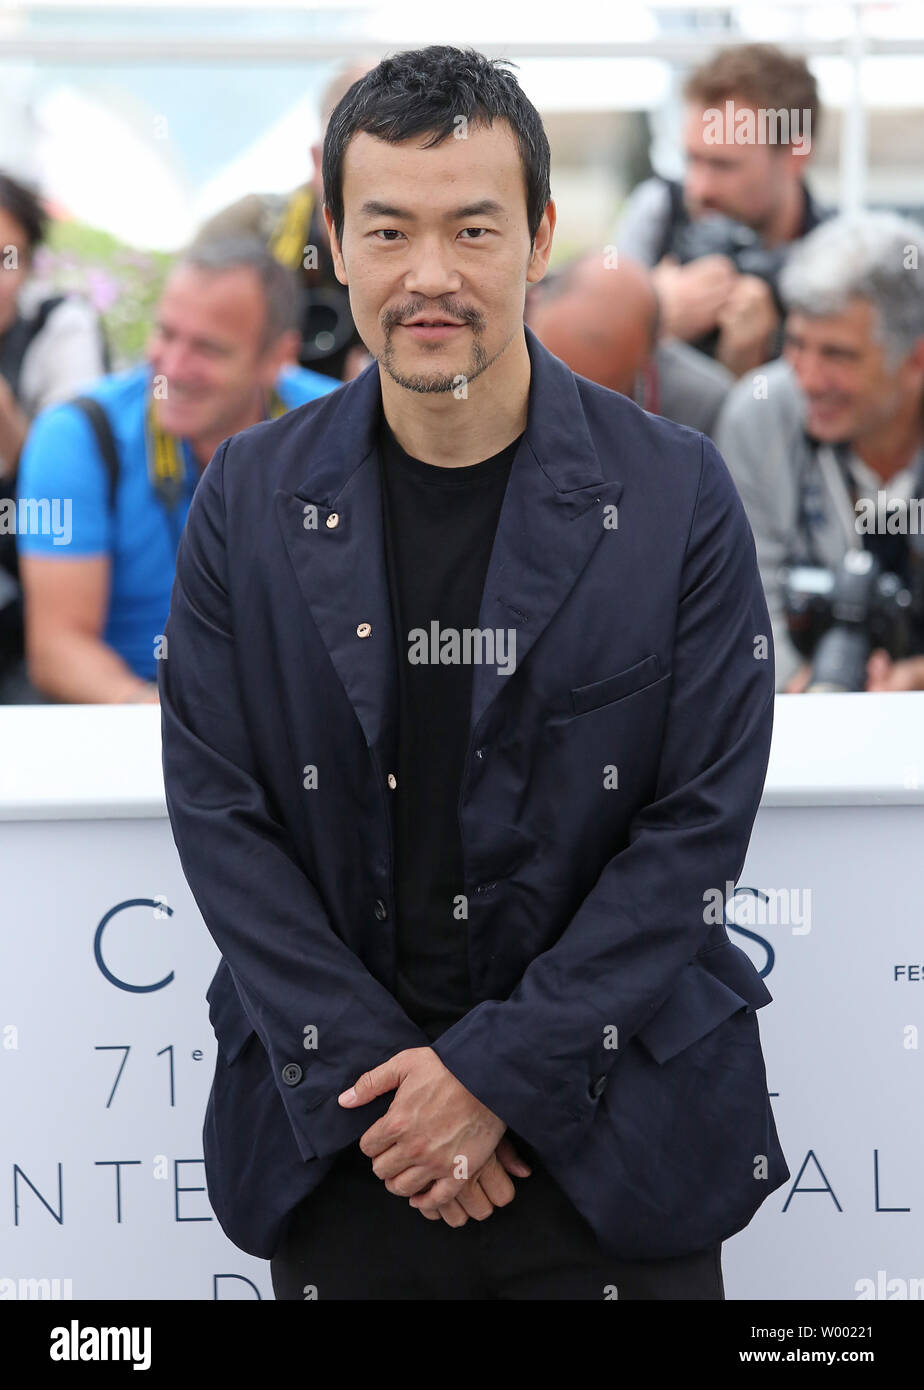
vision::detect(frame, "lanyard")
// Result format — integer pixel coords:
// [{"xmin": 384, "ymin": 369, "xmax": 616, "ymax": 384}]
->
[
  {"xmin": 797, "ymin": 437, "xmax": 924, "ymax": 623},
  {"xmin": 814, "ymin": 444, "xmax": 864, "ymax": 552},
  {"xmin": 144, "ymin": 388, "xmax": 288, "ymax": 554},
  {"xmin": 269, "ymin": 186, "xmax": 316, "ymax": 270}
]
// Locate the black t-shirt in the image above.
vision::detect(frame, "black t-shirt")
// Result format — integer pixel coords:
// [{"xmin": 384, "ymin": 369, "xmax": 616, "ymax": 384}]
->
[{"xmin": 378, "ymin": 410, "xmax": 522, "ymax": 1041}]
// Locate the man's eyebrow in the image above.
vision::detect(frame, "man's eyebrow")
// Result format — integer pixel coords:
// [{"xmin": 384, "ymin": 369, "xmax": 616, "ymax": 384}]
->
[
  {"xmin": 155, "ymin": 318, "xmax": 228, "ymax": 353},
  {"xmin": 358, "ymin": 198, "xmax": 505, "ymax": 220}
]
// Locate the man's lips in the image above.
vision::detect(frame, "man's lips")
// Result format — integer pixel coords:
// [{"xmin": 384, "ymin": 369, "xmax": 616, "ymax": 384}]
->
[
  {"xmin": 398, "ymin": 321, "xmax": 467, "ymax": 341},
  {"xmin": 159, "ymin": 384, "xmax": 206, "ymax": 401}
]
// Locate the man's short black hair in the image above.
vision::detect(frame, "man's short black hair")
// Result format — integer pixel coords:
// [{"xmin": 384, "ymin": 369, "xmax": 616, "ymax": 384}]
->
[
  {"xmin": 0, "ymin": 172, "xmax": 48, "ymax": 257},
  {"xmin": 322, "ymin": 45, "xmax": 551, "ymax": 254}
]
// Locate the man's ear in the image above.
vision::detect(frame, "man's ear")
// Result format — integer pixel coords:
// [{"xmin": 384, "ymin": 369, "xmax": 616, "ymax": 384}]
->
[
  {"xmin": 526, "ymin": 200, "xmax": 556, "ymax": 287},
  {"xmin": 323, "ymin": 205, "xmax": 348, "ymax": 286},
  {"xmin": 785, "ymin": 128, "xmax": 813, "ymax": 173},
  {"xmin": 905, "ymin": 335, "xmax": 924, "ymax": 382},
  {"xmin": 264, "ymin": 328, "xmax": 301, "ymax": 375}
]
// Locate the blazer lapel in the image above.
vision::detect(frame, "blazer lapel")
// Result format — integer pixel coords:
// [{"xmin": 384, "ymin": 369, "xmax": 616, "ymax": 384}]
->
[
  {"xmin": 467, "ymin": 323, "xmax": 625, "ymax": 735},
  {"xmin": 275, "ymin": 352, "xmax": 397, "ymax": 764},
  {"xmin": 274, "ymin": 323, "xmax": 624, "ymax": 768}
]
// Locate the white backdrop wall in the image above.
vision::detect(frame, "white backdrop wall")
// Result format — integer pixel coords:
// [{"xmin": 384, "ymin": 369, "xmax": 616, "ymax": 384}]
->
[{"xmin": 1, "ymin": 698, "xmax": 922, "ymax": 1300}]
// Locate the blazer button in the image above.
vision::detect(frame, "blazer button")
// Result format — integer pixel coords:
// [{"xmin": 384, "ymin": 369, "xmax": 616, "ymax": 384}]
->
[
  {"xmin": 357, "ymin": 622, "xmax": 371, "ymax": 638},
  {"xmin": 326, "ymin": 512, "xmax": 340, "ymax": 529},
  {"xmin": 387, "ymin": 772, "xmax": 397, "ymax": 789},
  {"xmin": 589, "ymin": 1075, "xmax": 607, "ymax": 1099},
  {"xmin": 281, "ymin": 1062, "xmax": 303, "ymax": 1086},
  {"xmin": 373, "ymin": 898, "xmax": 388, "ymax": 920}
]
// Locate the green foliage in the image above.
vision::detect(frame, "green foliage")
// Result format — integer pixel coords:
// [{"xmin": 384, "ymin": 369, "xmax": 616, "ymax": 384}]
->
[{"xmin": 33, "ymin": 221, "xmax": 175, "ymax": 369}]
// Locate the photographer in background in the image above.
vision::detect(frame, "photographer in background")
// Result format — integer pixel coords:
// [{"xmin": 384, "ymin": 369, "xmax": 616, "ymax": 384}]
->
[
  {"xmin": 0, "ymin": 172, "xmax": 109, "ymax": 688},
  {"xmin": 526, "ymin": 254, "xmax": 734, "ymax": 440},
  {"xmin": 715, "ymin": 212, "xmax": 924, "ymax": 693},
  {"xmin": 617, "ymin": 43, "xmax": 827, "ymax": 377},
  {"xmin": 0, "ymin": 173, "xmax": 108, "ymax": 482},
  {"xmin": 8, "ymin": 239, "xmax": 336, "ymax": 705},
  {"xmin": 192, "ymin": 59, "xmax": 377, "ymax": 382}
]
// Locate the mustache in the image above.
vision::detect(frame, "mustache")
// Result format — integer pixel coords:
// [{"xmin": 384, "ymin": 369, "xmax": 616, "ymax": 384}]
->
[{"xmin": 384, "ymin": 307, "xmax": 482, "ymax": 329}]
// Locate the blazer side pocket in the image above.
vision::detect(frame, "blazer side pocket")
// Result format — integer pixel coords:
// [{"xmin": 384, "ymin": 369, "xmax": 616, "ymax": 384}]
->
[
  {"xmin": 635, "ymin": 951, "xmax": 772, "ymax": 1065},
  {"xmin": 570, "ymin": 653, "xmax": 663, "ymax": 716},
  {"xmin": 207, "ymin": 962, "xmax": 257, "ymax": 1065}
]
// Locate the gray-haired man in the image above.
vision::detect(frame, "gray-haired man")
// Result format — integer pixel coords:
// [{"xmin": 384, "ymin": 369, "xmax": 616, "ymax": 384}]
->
[{"xmin": 715, "ymin": 211, "xmax": 924, "ymax": 691}]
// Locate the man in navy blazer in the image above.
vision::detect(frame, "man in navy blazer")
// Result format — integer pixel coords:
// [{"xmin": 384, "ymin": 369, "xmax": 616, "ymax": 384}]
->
[{"xmin": 159, "ymin": 45, "xmax": 788, "ymax": 1300}]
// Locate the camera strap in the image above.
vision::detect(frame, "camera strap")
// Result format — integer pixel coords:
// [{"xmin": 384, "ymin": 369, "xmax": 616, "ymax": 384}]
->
[
  {"xmin": 815, "ymin": 444, "xmax": 864, "ymax": 551},
  {"xmin": 142, "ymin": 387, "xmax": 288, "ymax": 554},
  {"xmin": 815, "ymin": 439, "xmax": 924, "ymax": 620},
  {"xmin": 269, "ymin": 186, "xmax": 316, "ymax": 271},
  {"xmin": 798, "ymin": 437, "xmax": 923, "ymax": 561}
]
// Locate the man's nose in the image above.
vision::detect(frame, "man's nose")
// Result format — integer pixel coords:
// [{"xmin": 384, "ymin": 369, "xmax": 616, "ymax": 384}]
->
[
  {"xmin": 153, "ymin": 342, "xmax": 192, "ymax": 383},
  {"xmin": 403, "ymin": 238, "xmax": 462, "ymax": 299},
  {"xmin": 792, "ymin": 351, "xmax": 829, "ymax": 397},
  {"xmin": 685, "ymin": 168, "xmax": 714, "ymax": 210}
]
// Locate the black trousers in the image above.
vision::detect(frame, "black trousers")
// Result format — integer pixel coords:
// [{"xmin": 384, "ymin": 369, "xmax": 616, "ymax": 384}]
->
[{"xmin": 271, "ymin": 1132, "xmax": 724, "ymax": 1300}]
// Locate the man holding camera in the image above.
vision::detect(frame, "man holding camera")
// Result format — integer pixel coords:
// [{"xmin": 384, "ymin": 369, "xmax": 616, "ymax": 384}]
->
[
  {"xmin": 715, "ymin": 211, "xmax": 924, "ymax": 693},
  {"xmin": 617, "ymin": 43, "xmax": 827, "ymax": 377},
  {"xmin": 192, "ymin": 60, "xmax": 378, "ymax": 383}
]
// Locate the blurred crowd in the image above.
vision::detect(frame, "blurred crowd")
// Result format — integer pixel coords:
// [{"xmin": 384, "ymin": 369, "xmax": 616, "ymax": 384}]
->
[{"xmin": 1, "ymin": 41, "xmax": 923, "ymax": 703}]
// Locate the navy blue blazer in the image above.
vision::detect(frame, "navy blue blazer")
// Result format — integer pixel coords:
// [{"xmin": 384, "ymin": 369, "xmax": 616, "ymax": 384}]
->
[{"xmin": 159, "ymin": 322, "xmax": 789, "ymax": 1262}]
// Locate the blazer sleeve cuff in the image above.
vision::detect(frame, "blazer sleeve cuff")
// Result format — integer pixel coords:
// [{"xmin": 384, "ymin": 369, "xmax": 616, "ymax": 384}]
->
[
  {"xmin": 430, "ymin": 1002, "xmax": 598, "ymax": 1159},
  {"xmin": 262, "ymin": 991, "xmax": 432, "ymax": 1163}
]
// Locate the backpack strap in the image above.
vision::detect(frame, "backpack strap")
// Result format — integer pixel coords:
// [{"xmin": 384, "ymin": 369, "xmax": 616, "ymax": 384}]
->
[
  {"xmin": 0, "ymin": 295, "xmax": 68, "ymax": 402},
  {"xmin": 69, "ymin": 395, "xmax": 120, "ymax": 513},
  {"xmin": 31, "ymin": 294, "xmax": 67, "ymax": 337},
  {"xmin": 653, "ymin": 176, "xmax": 688, "ymax": 264}
]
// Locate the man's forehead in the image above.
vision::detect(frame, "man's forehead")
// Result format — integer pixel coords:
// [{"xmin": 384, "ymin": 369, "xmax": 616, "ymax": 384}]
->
[
  {"xmin": 683, "ymin": 101, "xmax": 761, "ymax": 151},
  {"xmin": 158, "ymin": 267, "xmax": 265, "ymax": 343},
  {"xmin": 789, "ymin": 300, "xmax": 875, "ymax": 341},
  {"xmin": 162, "ymin": 263, "xmax": 261, "ymax": 306},
  {"xmin": 341, "ymin": 120, "xmax": 521, "ymax": 192}
]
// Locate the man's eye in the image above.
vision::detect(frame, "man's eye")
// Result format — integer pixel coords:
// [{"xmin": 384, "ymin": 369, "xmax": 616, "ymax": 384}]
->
[
  {"xmin": 459, "ymin": 227, "xmax": 488, "ymax": 239},
  {"xmin": 374, "ymin": 229, "xmax": 404, "ymax": 241}
]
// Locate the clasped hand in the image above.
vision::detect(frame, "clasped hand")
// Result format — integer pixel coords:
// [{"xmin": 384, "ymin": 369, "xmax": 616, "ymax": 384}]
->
[{"xmin": 338, "ymin": 1046, "xmax": 531, "ymax": 1226}]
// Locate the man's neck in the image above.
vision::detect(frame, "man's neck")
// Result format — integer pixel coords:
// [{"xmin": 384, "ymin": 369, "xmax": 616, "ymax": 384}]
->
[
  {"xmin": 379, "ymin": 327, "xmax": 531, "ymax": 468},
  {"xmin": 758, "ymin": 179, "xmax": 806, "ymax": 249},
  {"xmin": 187, "ymin": 388, "xmax": 270, "ymax": 471},
  {"xmin": 852, "ymin": 390, "xmax": 924, "ymax": 483}
]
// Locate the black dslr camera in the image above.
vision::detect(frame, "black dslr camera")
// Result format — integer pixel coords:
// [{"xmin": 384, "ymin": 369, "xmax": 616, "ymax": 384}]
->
[
  {"xmin": 297, "ymin": 285, "xmax": 357, "ymax": 372},
  {"xmin": 779, "ymin": 551, "xmax": 914, "ymax": 692},
  {"xmin": 672, "ymin": 213, "xmax": 790, "ymax": 314}
]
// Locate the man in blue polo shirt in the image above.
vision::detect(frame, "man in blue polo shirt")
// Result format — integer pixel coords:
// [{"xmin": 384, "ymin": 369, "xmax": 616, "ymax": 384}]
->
[{"xmin": 10, "ymin": 238, "xmax": 337, "ymax": 703}]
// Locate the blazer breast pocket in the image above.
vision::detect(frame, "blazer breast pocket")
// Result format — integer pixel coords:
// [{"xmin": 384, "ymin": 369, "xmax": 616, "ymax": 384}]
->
[{"xmin": 570, "ymin": 653, "xmax": 664, "ymax": 717}]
